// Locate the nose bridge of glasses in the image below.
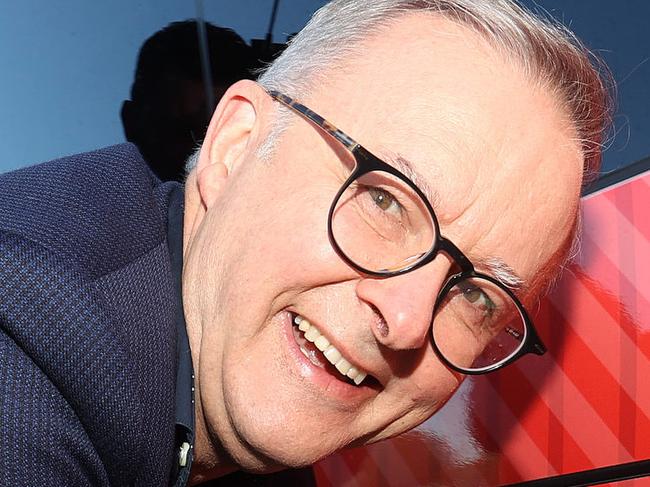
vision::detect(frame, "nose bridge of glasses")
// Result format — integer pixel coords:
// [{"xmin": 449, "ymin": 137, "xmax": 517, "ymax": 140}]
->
[
  {"xmin": 437, "ymin": 237, "xmax": 475, "ymax": 275},
  {"xmin": 389, "ymin": 250, "xmax": 455, "ymax": 300}
]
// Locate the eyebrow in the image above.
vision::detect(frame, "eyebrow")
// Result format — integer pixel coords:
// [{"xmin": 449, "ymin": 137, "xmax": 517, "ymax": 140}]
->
[
  {"xmin": 475, "ymin": 256, "xmax": 527, "ymax": 292},
  {"xmin": 381, "ymin": 152, "xmax": 440, "ymax": 210}
]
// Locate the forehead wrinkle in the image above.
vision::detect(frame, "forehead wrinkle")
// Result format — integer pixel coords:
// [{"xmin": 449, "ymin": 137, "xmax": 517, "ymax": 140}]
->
[{"xmin": 459, "ymin": 176, "xmax": 528, "ymax": 294}]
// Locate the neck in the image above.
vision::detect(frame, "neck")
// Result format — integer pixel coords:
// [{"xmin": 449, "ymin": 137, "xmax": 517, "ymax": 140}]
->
[
  {"xmin": 187, "ymin": 398, "xmax": 238, "ymax": 485},
  {"xmin": 183, "ymin": 172, "xmax": 238, "ymax": 484}
]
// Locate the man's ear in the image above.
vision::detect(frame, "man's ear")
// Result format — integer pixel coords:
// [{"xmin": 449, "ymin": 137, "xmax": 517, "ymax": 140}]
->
[{"xmin": 196, "ymin": 80, "xmax": 266, "ymax": 209}]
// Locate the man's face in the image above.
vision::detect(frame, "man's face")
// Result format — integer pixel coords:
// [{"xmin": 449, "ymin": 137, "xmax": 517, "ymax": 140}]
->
[{"xmin": 184, "ymin": 14, "xmax": 583, "ymax": 470}]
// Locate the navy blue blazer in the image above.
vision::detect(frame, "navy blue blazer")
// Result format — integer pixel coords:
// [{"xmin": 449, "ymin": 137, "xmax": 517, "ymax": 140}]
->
[
  {"xmin": 0, "ymin": 144, "xmax": 180, "ymax": 486},
  {"xmin": 0, "ymin": 144, "xmax": 317, "ymax": 487}
]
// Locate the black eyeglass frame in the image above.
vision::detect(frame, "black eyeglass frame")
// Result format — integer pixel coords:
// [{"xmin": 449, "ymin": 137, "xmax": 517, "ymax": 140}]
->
[{"xmin": 266, "ymin": 89, "xmax": 547, "ymax": 375}]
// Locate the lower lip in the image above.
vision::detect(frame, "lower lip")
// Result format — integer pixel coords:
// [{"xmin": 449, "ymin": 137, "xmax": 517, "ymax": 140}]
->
[{"xmin": 280, "ymin": 311, "xmax": 376, "ymax": 406}]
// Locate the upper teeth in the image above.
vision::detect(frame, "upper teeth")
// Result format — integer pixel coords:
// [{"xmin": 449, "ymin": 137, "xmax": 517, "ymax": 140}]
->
[{"xmin": 294, "ymin": 314, "xmax": 368, "ymax": 386}]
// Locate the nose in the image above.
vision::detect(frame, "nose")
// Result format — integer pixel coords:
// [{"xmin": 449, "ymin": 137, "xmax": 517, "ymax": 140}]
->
[{"xmin": 355, "ymin": 256, "xmax": 452, "ymax": 350}]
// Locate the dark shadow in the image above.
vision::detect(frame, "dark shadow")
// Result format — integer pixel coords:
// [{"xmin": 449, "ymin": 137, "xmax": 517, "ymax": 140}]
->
[{"xmin": 121, "ymin": 20, "xmax": 256, "ymax": 182}]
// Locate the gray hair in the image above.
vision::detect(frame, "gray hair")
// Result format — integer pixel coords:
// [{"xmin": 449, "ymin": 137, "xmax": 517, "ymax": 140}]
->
[{"xmin": 254, "ymin": 0, "xmax": 612, "ymax": 181}]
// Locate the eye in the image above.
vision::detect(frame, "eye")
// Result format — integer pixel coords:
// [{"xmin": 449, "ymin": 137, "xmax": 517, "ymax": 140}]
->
[
  {"xmin": 368, "ymin": 187, "xmax": 402, "ymax": 214},
  {"xmin": 459, "ymin": 281, "xmax": 496, "ymax": 316}
]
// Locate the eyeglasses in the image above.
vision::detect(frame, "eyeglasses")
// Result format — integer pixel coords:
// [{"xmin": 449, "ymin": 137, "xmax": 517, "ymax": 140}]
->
[{"xmin": 265, "ymin": 89, "xmax": 547, "ymax": 375}]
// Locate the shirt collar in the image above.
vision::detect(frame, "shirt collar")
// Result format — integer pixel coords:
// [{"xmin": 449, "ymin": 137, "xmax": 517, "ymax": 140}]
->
[{"xmin": 166, "ymin": 183, "xmax": 195, "ymax": 486}]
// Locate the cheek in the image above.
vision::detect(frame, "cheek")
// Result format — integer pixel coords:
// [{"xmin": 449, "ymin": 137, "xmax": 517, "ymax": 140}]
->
[
  {"xmin": 234, "ymin": 211, "xmax": 332, "ymax": 291},
  {"xmin": 406, "ymin": 370, "xmax": 460, "ymax": 417},
  {"xmin": 227, "ymin": 176, "xmax": 340, "ymax": 282}
]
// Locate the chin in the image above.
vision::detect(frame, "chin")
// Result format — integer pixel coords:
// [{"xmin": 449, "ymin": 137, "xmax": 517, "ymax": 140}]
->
[
  {"xmin": 232, "ymin": 419, "xmax": 341, "ymax": 470},
  {"xmin": 217, "ymin": 431, "xmax": 335, "ymax": 473},
  {"xmin": 212, "ymin": 391, "xmax": 346, "ymax": 473}
]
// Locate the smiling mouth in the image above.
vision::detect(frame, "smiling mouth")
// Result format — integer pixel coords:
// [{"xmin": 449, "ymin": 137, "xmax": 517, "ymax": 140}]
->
[{"xmin": 291, "ymin": 313, "xmax": 370, "ymax": 386}]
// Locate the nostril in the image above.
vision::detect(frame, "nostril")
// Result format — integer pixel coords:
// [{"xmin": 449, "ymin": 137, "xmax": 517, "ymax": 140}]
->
[
  {"xmin": 369, "ymin": 304, "xmax": 389, "ymax": 337},
  {"xmin": 376, "ymin": 315, "xmax": 389, "ymax": 337}
]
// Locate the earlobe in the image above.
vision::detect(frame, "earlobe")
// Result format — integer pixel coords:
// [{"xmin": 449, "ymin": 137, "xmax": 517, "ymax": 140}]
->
[
  {"xmin": 197, "ymin": 163, "xmax": 229, "ymax": 209},
  {"xmin": 195, "ymin": 80, "xmax": 265, "ymax": 210}
]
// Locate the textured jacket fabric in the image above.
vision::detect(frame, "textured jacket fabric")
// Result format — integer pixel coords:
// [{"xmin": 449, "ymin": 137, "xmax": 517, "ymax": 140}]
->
[{"xmin": 0, "ymin": 144, "xmax": 179, "ymax": 486}]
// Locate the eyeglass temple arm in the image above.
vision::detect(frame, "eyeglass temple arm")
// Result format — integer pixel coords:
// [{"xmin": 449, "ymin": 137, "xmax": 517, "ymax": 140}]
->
[
  {"xmin": 266, "ymin": 90, "xmax": 359, "ymax": 152},
  {"xmin": 505, "ymin": 319, "xmax": 546, "ymax": 356}
]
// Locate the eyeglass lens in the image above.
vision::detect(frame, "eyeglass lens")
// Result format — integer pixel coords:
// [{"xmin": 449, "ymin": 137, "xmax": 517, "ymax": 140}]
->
[
  {"xmin": 330, "ymin": 169, "xmax": 435, "ymax": 273},
  {"xmin": 433, "ymin": 276, "xmax": 526, "ymax": 371}
]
